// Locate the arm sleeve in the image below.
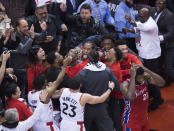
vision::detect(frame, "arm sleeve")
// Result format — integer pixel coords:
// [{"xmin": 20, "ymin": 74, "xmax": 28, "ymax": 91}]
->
[
  {"xmin": 135, "ymin": 21, "xmax": 155, "ymax": 32},
  {"xmin": 16, "ymin": 38, "xmax": 33, "ymax": 55},
  {"xmin": 105, "ymin": 6, "xmax": 115, "ymax": 25},
  {"xmin": 114, "ymin": 7, "xmax": 127, "ymax": 38},
  {"xmin": 18, "ymin": 102, "xmax": 44, "ymax": 130},
  {"xmin": 163, "ymin": 16, "xmax": 174, "ymax": 41}
]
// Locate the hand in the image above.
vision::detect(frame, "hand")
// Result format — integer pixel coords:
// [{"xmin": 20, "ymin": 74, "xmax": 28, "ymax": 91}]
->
[
  {"xmin": 60, "ymin": 3, "xmax": 67, "ymax": 12},
  {"xmin": 125, "ymin": 14, "xmax": 131, "ymax": 22},
  {"xmin": 39, "ymin": 21, "xmax": 47, "ymax": 32},
  {"xmin": 28, "ymin": 24, "xmax": 35, "ymax": 39},
  {"xmin": 44, "ymin": 36, "xmax": 53, "ymax": 43},
  {"xmin": 122, "ymin": 27, "xmax": 129, "ymax": 34},
  {"xmin": 63, "ymin": 56, "xmax": 72, "ymax": 67},
  {"xmin": 108, "ymin": 81, "xmax": 115, "ymax": 90},
  {"xmin": 3, "ymin": 28, "xmax": 12, "ymax": 38},
  {"xmin": 6, "ymin": 68, "xmax": 14, "ymax": 74},
  {"xmin": 2, "ymin": 51, "xmax": 10, "ymax": 62},
  {"xmin": 61, "ymin": 24, "xmax": 68, "ymax": 31},
  {"xmin": 39, "ymin": 90, "xmax": 48, "ymax": 103}
]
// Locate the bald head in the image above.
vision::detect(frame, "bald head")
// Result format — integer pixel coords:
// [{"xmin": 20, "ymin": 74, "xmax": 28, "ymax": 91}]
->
[
  {"xmin": 4, "ymin": 108, "xmax": 19, "ymax": 123},
  {"xmin": 139, "ymin": 8, "xmax": 150, "ymax": 23}
]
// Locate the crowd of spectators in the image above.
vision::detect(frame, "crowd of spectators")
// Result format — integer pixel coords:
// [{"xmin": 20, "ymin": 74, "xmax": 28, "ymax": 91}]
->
[{"xmin": 0, "ymin": 0, "xmax": 173, "ymax": 131}]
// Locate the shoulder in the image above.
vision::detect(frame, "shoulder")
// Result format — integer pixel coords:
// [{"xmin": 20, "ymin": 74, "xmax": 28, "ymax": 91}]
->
[{"xmin": 26, "ymin": 15, "xmax": 37, "ymax": 23}]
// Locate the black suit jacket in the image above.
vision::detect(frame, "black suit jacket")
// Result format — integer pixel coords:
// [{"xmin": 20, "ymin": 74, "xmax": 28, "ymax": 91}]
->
[{"xmin": 152, "ymin": 8, "xmax": 174, "ymax": 48}]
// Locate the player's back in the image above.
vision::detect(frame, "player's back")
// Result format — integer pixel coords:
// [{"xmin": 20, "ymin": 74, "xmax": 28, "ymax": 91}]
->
[
  {"xmin": 28, "ymin": 90, "xmax": 59, "ymax": 131},
  {"xmin": 60, "ymin": 88, "xmax": 84, "ymax": 122},
  {"xmin": 123, "ymin": 80, "xmax": 149, "ymax": 125}
]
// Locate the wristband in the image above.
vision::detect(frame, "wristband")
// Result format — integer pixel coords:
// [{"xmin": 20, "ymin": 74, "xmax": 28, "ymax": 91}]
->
[{"xmin": 108, "ymin": 87, "xmax": 113, "ymax": 92}]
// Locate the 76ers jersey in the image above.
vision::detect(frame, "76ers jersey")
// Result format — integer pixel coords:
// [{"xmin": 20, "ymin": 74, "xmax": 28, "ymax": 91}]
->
[
  {"xmin": 28, "ymin": 90, "xmax": 60, "ymax": 131},
  {"xmin": 123, "ymin": 80, "xmax": 149, "ymax": 125},
  {"xmin": 60, "ymin": 88, "xmax": 84, "ymax": 122}
]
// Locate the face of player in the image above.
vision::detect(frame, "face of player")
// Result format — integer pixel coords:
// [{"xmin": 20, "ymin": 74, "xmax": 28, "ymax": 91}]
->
[
  {"xmin": 136, "ymin": 74, "xmax": 145, "ymax": 84},
  {"xmin": 80, "ymin": 9, "xmax": 91, "ymax": 23},
  {"xmin": 37, "ymin": 48, "xmax": 46, "ymax": 61},
  {"xmin": 102, "ymin": 39, "xmax": 114, "ymax": 50},
  {"xmin": 117, "ymin": 44, "xmax": 128, "ymax": 59}
]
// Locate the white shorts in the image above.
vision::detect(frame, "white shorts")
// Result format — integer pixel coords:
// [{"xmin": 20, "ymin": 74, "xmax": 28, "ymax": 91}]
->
[
  {"xmin": 33, "ymin": 121, "xmax": 60, "ymax": 131},
  {"xmin": 60, "ymin": 119, "xmax": 85, "ymax": 131}
]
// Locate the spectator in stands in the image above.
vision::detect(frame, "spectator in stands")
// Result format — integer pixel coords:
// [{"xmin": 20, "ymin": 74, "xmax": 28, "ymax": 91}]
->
[
  {"xmin": 5, "ymin": 82, "xmax": 32, "ymax": 121},
  {"xmin": 104, "ymin": 47, "xmax": 123, "ymax": 131},
  {"xmin": 60, "ymin": 3, "xmax": 107, "ymax": 51},
  {"xmin": 151, "ymin": 0, "xmax": 174, "ymax": 85},
  {"xmin": 0, "ymin": 91, "xmax": 47, "ymax": 131},
  {"xmin": 77, "ymin": 0, "xmax": 115, "ymax": 26},
  {"xmin": 114, "ymin": 0, "xmax": 138, "ymax": 53},
  {"xmin": 26, "ymin": 5, "xmax": 67, "ymax": 54},
  {"xmin": 125, "ymin": 7, "xmax": 164, "ymax": 111},
  {"xmin": 116, "ymin": 40, "xmax": 142, "ymax": 81},
  {"xmin": 27, "ymin": 45, "xmax": 47, "ymax": 92},
  {"xmin": 5, "ymin": 18, "xmax": 46, "ymax": 98}
]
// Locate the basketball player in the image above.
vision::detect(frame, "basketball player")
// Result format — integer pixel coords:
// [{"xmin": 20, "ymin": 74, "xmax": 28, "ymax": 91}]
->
[
  {"xmin": 121, "ymin": 64, "xmax": 165, "ymax": 131},
  {"xmin": 59, "ymin": 78, "xmax": 115, "ymax": 131},
  {"xmin": 28, "ymin": 56, "xmax": 72, "ymax": 131}
]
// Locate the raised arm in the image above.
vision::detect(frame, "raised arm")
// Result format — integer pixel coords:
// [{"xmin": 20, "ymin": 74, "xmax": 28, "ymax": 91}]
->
[
  {"xmin": 81, "ymin": 81, "xmax": 115, "ymax": 106},
  {"xmin": 0, "ymin": 51, "xmax": 10, "ymax": 84},
  {"xmin": 45, "ymin": 56, "xmax": 72, "ymax": 102},
  {"xmin": 136, "ymin": 64, "xmax": 165, "ymax": 87},
  {"xmin": 120, "ymin": 65, "xmax": 136, "ymax": 101}
]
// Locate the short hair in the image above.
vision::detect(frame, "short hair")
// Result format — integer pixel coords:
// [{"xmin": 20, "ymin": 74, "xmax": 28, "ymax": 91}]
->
[
  {"xmin": 33, "ymin": 74, "xmax": 46, "ymax": 91},
  {"xmin": 136, "ymin": 67, "xmax": 144, "ymax": 76},
  {"xmin": 5, "ymin": 82, "xmax": 18, "ymax": 98},
  {"xmin": 15, "ymin": 18, "xmax": 26, "ymax": 27},
  {"xmin": 113, "ymin": 47, "xmax": 123, "ymax": 61},
  {"xmin": 80, "ymin": 4, "xmax": 92, "ymax": 12},
  {"xmin": 68, "ymin": 78, "xmax": 81, "ymax": 90},
  {"xmin": 88, "ymin": 50, "xmax": 99, "ymax": 64},
  {"xmin": 4, "ymin": 108, "xmax": 18, "ymax": 122},
  {"xmin": 47, "ymin": 51, "xmax": 56, "ymax": 65}
]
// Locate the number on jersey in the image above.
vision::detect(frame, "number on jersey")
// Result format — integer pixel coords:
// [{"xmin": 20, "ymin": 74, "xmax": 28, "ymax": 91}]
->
[{"xmin": 62, "ymin": 103, "xmax": 77, "ymax": 117}]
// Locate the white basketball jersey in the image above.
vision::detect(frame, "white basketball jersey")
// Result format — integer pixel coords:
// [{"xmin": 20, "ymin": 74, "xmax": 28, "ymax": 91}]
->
[
  {"xmin": 28, "ymin": 90, "xmax": 60, "ymax": 131},
  {"xmin": 60, "ymin": 88, "xmax": 84, "ymax": 122}
]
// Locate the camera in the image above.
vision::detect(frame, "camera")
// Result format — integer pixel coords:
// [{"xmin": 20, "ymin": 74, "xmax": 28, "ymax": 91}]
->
[{"xmin": 2, "ymin": 47, "xmax": 17, "ymax": 54}]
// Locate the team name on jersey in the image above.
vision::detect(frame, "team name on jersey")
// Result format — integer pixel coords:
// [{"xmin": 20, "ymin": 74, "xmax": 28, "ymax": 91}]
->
[
  {"xmin": 62, "ymin": 97, "xmax": 77, "ymax": 105},
  {"xmin": 135, "ymin": 87, "xmax": 147, "ymax": 97}
]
